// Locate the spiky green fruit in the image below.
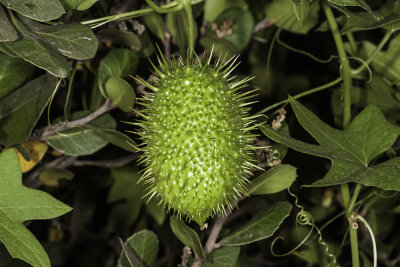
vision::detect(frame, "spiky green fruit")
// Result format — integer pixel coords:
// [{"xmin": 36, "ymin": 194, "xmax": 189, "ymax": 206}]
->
[{"xmin": 135, "ymin": 54, "xmax": 257, "ymax": 225}]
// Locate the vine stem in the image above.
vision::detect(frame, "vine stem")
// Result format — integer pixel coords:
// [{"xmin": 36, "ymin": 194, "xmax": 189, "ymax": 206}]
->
[
  {"xmin": 356, "ymin": 215, "xmax": 377, "ymax": 267},
  {"xmin": 257, "ymin": 28, "xmax": 392, "ymax": 115},
  {"xmin": 322, "ymin": 2, "xmax": 359, "ymax": 267}
]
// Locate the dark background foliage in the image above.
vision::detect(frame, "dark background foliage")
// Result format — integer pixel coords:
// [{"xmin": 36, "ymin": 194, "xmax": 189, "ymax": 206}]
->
[{"xmin": 0, "ymin": 0, "xmax": 400, "ymax": 266}]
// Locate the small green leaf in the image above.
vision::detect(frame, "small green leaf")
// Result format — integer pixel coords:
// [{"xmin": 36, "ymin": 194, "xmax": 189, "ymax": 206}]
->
[
  {"xmin": 203, "ymin": 0, "xmax": 248, "ymax": 22},
  {"xmin": 265, "ymin": 0, "xmax": 319, "ymax": 34},
  {"xmin": 202, "ymin": 246, "xmax": 240, "ymax": 267},
  {"xmin": 0, "ymin": 6, "xmax": 17, "ymax": 41},
  {"xmin": 98, "ymin": 48, "xmax": 138, "ymax": 98},
  {"xmin": 220, "ymin": 201, "xmax": 292, "ymax": 246},
  {"xmin": 119, "ymin": 239, "xmax": 145, "ymax": 267},
  {"xmin": 118, "ymin": 230, "xmax": 159, "ymax": 267},
  {"xmin": 215, "ymin": 8, "xmax": 254, "ymax": 51},
  {"xmin": 0, "ymin": 75, "xmax": 58, "ymax": 145},
  {"xmin": 27, "ymin": 21, "xmax": 98, "ymax": 60},
  {"xmin": 76, "ymin": 0, "xmax": 98, "ymax": 10},
  {"xmin": 97, "ymin": 29, "xmax": 141, "ymax": 50},
  {"xmin": 143, "ymin": 13, "xmax": 165, "ymax": 40},
  {"xmin": 248, "ymin": 165, "xmax": 297, "ymax": 195},
  {"xmin": 170, "ymin": 217, "xmax": 205, "ymax": 259},
  {"xmin": 105, "ymin": 76, "xmax": 136, "ymax": 112},
  {"xmin": 93, "ymin": 127, "xmax": 138, "ymax": 153},
  {"xmin": 291, "ymin": 0, "xmax": 310, "ymax": 23},
  {"xmin": 47, "ymin": 112, "xmax": 116, "ymax": 156},
  {"xmin": 4, "ymin": 17, "xmax": 71, "ymax": 77},
  {"xmin": 0, "ymin": 53, "xmax": 35, "ymax": 99},
  {"xmin": 0, "ymin": 0, "xmax": 65, "ymax": 22},
  {"xmin": 0, "ymin": 149, "xmax": 72, "ymax": 267}
]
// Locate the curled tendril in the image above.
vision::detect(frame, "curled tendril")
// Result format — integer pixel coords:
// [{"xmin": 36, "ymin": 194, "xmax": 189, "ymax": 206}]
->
[
  {"xmin": 276, "ymin": 28, "xmax": 336, "ymax": 64},
  {"xmin": 348, "ymin": 56, "xmax": 373, "ymax": 83},
  {"xmin": 271, "ymin": 189, "xmax": 338, "ymax": 266}
]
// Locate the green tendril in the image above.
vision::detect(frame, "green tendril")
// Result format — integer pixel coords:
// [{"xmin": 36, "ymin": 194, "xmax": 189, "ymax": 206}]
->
[
  {"xmin": 271, "ymin": 189, "xmax": 338, "ymax": 266},
  {"xmin": 276, "ymin": 29, "xmax": 335, "ymax": 64}
]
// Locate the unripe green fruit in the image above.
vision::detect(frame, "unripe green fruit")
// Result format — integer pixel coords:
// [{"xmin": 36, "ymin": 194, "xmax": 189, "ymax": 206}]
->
[{"xmin": 135, "ymin": 54, "xmax": 257, "ymax": 225}]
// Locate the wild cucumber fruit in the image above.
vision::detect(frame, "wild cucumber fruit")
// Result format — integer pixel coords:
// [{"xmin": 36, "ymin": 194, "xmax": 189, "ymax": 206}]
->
[{"xmin": 134, "ymin": 53, "xmax": 258, "ymax": 225}]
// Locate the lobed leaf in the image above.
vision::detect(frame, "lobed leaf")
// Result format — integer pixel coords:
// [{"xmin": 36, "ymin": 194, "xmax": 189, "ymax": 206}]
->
[
  {"xmin": 260, "ymin": 97, "xmax": 400, "ymax": 190},
  {"xmin": 0, "ymin": 149, "xmax": 72, "ymax": 267}
]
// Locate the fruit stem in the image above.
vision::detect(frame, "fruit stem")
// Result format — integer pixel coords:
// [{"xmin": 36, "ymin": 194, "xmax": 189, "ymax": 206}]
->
[
  {"xmin": 322, "ymin": 2, "xmax": 359, "ymax": 267},
  {"xmin": 182, "ymin": 0, "xmax": 195, "ymax": 60}
]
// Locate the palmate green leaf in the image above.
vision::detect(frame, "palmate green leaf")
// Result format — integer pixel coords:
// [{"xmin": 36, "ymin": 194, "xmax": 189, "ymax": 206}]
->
[
  {"xmin": 0, "ymin": 53, "xmax": 35, "ymax": 100},
  {"xmin": 170, "ymin": 217, "xmax": 205, "ymax": 259},
  {"xmin": 118, "ymin": 230, "xmax": 159, "ymax": 267},
  {"xmin": 260, "ymin": 97, "xmax": 400, "ymax": 190},
  {"xmin": 0, "ymin": 0, "xmax": 64, "ymax": 22},
  {"xmin": 0, "ymin": 74, "xmax": 58, "ymax": 146},
  {"xmin": 21, "ymin": 19, "xmax": 98, "ymax": 60},
  {"xmin": 265, "ymin": 0, "xmax": 319, "ymax": 34},
  {"xmin": 47, "ymin": 112, "xmax": 116, "ymax": 156},
  {"xmin": 248, "ymin": 164, "xmax": 297, "ymax": 195},
  {"xmin": 220, "ymin": 201, "xmax": 292, "ymax": 246},
  {"xmin": 0, "ymin": 149, "xmax": 72, "ymax": 267},
  {"xmin": 98, "ymin": 48, "xmax": 138, "ymax": 98},
  {"xmin": 0, "ymin": 6, "xmax": 17, "ymax": 41},
  {"xmin": 3, "ymin": 16, "xmax": 71, "ymax": 78},
  {"xmin": 202, "ymin": 246, "xmax": 240, "ymax": 267}
]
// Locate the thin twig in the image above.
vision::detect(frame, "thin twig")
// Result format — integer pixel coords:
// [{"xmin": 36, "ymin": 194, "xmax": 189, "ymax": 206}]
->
[
  {"xmin": 191, "ymin": 213, "xmax": 229, "ymax": 267},
  {"xmin": 24, "ymin": 154, "xmax": 137, "ymax": 188},
  {"xmin": 33, "ymin": 100, "xmax": 115, "ymax": 141}
]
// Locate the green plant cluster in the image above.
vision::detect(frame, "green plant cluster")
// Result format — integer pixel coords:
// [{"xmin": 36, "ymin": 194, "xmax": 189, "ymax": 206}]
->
[{"xmin": 0, "ymin": 0, "xmax": 400, "ymax": 267}]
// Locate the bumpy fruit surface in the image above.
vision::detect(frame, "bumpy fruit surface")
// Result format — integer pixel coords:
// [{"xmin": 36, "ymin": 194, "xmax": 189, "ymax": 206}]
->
[{"xmin": 136, "ymin": 55, "xmax": 256, "ymax": 225}]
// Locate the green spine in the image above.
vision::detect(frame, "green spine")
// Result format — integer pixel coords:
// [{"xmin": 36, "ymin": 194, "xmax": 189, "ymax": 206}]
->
[{"xmin": 135, "ymin": 54, "xmax": 257, "ymax": 225}]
